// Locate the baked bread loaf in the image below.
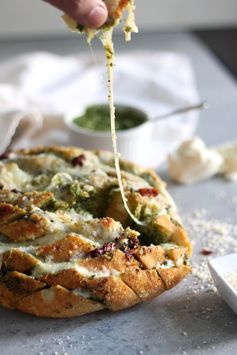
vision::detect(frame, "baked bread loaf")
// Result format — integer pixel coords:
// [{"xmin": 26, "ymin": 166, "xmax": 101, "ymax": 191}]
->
[{"xmin": 0, "ymin": 146, "xmax": 191, "ymax": 318}]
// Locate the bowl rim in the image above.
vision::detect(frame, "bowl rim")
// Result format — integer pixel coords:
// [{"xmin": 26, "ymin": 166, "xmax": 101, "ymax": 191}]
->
[{"xmin": 64, "ymin": 103, "xmax": 151, "ymax": 138}]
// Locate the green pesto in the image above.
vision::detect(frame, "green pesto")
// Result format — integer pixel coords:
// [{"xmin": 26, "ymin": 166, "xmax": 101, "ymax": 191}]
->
[
  {"xmin": 137, "ymin": 226, "xmax": 170, "ymax": 246},
  {"xmin": 73, "ymin": 104, "xmax": 147, "ymax": 132}
]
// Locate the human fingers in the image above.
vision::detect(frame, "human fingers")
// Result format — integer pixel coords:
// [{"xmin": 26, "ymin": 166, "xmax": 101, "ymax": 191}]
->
[{"xmin": 43, "ymin": 0, "xmax": 108, "ymax": 28}]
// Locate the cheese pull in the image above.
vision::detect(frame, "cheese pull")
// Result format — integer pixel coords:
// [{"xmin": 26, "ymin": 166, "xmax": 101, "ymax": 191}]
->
[
  {"xmin": 63, "ymin": 0, "xmax": 138, "ymax": 42},
  {"xmin": 64, "ymin": 0, "xmax": 140, "ymax": 225}
]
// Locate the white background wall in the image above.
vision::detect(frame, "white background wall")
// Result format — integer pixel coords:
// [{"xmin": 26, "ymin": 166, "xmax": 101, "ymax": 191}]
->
[{"xmin": 0, "ymin": 0, "xmax": 237, "ymax": 39}]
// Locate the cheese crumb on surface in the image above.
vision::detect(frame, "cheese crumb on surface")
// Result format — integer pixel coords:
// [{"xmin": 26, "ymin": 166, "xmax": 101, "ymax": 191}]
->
[
  {"xmin": 168, "ymin": 137, "xmax": 237, "ymax": 184},
  {"xmin": 168, "ymin": 137, "xmax": 223, "ymax": 185},
  {"xmin": 216, "ymin": 142, "xmax": 237, "ymax": 181},
  {"xmin": 183, "ymin": 209, "xmax": 237, "ymax": 294}
]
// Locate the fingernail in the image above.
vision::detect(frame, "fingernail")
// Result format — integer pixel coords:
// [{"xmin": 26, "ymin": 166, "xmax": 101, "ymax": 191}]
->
[{"xmin": 87, "ymin": 4, "xmax": 108, "ymax": 28}]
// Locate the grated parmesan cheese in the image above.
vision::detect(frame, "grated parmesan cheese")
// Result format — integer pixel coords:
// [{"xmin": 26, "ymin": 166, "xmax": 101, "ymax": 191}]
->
[{"xmin": 183, "ymin": 209, "xmax": 237, "ymax": 295}]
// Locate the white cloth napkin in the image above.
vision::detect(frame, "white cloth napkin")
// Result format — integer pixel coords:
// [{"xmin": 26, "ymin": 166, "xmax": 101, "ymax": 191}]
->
[{"xmin": 0, "ymin": 51, "xmax": 200, "ymax": 166}]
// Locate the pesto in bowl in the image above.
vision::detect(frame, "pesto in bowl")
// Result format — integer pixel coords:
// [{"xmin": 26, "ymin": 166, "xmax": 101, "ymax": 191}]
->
[{"xmin": 73, "ymin": 104, "xmax": 147, "ymax": 132}]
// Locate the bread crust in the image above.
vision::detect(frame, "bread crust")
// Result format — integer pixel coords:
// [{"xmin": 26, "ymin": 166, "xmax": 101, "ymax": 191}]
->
[
  {"xmin": 0, "ymin": 146, "xmax": 191, "ymax": 317},
  {"xmin": 17, "ymin": 286, "xmax": 105, "ymax": 318},
  {"xmin": 103, "ymin": 0, "xmax": 130, "ymax": 24},
  {"xmin": 0, "ymin": 212, "xmax": 51, "ymax": 242}
]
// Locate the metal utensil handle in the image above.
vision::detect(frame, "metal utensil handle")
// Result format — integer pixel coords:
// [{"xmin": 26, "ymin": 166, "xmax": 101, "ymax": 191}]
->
[{"xmin": 153, "ymin": 101, "xmax": 209, "ymax": 122}]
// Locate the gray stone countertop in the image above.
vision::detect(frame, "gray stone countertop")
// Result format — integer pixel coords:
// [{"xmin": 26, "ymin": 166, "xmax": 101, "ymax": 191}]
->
[{"xmin": 0, "ymin": 32, "xmax": 236, "ymax": 355}]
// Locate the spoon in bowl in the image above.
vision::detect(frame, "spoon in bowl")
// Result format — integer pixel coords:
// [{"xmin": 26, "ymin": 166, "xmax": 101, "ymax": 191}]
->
[{"xmin": 153, "ymin": 101, "xmax": 209, "ymax": 122}]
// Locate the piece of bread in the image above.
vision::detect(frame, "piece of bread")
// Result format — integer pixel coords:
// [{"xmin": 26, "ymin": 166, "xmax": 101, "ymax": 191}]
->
[
  {"xmin": 0, "ymin": 146, "xmax": 191, "ymax": 318},
  {"xmin": 63, "ymin": 0, "xmax": 133, "ymax": 36},
  {"xmin": 103, "ymin": 0, "xmax": 130, "ymax": 25}
]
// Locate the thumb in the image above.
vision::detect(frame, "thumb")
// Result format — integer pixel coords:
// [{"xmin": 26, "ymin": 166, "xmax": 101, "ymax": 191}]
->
[{"xmin": 44, "ymin": 0, "xmax": 108, "ymax": 28}]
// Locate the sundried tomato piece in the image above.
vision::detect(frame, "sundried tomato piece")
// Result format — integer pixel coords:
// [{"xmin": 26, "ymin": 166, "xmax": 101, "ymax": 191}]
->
[
  {"xmin": 0, "ymin": 152, "xmax": 9, "ymax": 160},
  {"xmin": 11, "ymin": 188, "xmax": 22, "ymax": 194},
  {"xmin": 138, "ymin": 188, "xmax": 159, "ymax": 197},
  {"xmin": 120, "ymin": 237, "xmax": 140, "ymax": 260},
  {"xmin": 71, "ymin": 154, "xmax": 86, "ymax": 167},
  {"xmin": 201, "ymin": 248, "xmax": 213, "ymax": 256},
  {"xmin": 90, "ymin": 241, "xmax": 116, "ymax": 258}
]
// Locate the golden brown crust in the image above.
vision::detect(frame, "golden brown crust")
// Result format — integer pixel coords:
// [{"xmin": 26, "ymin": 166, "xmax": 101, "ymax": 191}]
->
[
  {"xmin": 19, "ymin": 191, "xmax": 55, "ymax": 208},
  {"xmin": 3, "ymin": 271, "xmax": 45, "ymax": 294},
  {"xmin": 103, "ymin": 0, "xmax": 129, "ymax": 24},
  {"xmin": 2, "ymin": 249, "xmax": 38, "ymax": 273},
  {"xmin": 0, "ymin": 272, "xmax": 46, "ymax": 309},
  {"xmin": 0, "ymin": 146, "xmax": 191, "ymax": 318},
  {"xmin": 0, "ymin": 203, "xmax": 25, "ymax": 225},
  {"xmin": 85, "ymin": 276, "xmax": 141, "ymax": 311},
  {"xmin": 35, "ymin": 233, "xmax": 95, "ymax": 262},
  {"xmin": 38, "ymin": 269, "xmax": 86, "ymax": 290},
  {"xmin": 79, "ymin": 249, "xmax": 138, "ymax": 273},
  {"xmin": 158, "ymin": 266, "xmax": 191, "ymax": 290},
  {"xmin": 133, "ymin": 246, "xmax": 166, "ymax": 269},
  {"xmin": 121, "ymin": 268, "xmax": 165, "ymax": 301},
  {"xmin": 0, "ymin": 283, "xmax": 23, "ymax": 309},
  {"xmin": 170, "ymin": 226, "xmax": 192, "ymax": 255},
  {"xmin": 106, "ymin": 191, "xmax": 129, "ymax": 226},
  {"xmin": 17, "ymin": 286, "xmax": 105, "ymax": 318},
  {"xmin": 0, "ymin": 212, "xmax": 50, "ymax": 242},
  {"xmin": 151, "ymin": 215, "xmax": 192, "ymax": 256}
]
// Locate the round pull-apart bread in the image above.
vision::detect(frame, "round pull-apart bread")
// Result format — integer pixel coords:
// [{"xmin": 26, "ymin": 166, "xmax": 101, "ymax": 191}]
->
[{"xmin": 0, "ymin": 147, "xmax": 191, "ymax": 318}]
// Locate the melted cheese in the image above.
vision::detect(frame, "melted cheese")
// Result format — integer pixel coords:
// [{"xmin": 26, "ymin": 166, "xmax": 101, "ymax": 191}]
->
[
  {"xmin": 63, "ymin": 0, "xmax": 144, "ymax": 226},
  {"xmin": 168, "ymin": 138, "xmax": 224, "ymax": 185},
  {"xmin": 62, "ymin": 0, "xmax": 138, "ymax": 43},
  {"xmin": 32, "ymin": 259, "xmax": 120, "ymax": 278},
  {"xmin": 0, "ymin": 162, "xmax": 31, "ymax": 190},
  {"xmin": 100, "ymin": 29, "xmax": 144, "ymax": 226},
  {"xmin": 124, "ymin": 0, "xmax": 138, "ymax": 41},
  {"xmin": 73, "ymin": 288, "xmax": 93, "ymax": 298}
]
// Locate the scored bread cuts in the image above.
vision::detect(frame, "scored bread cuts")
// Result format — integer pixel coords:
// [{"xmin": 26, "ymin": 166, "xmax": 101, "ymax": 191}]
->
[{"xmin": 0, "ymin": 147, "xmax": 191, "ymax": 318}]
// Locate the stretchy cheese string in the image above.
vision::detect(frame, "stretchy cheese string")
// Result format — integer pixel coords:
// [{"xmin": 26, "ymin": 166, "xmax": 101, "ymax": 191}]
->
[
  {"xmin": 123, "ymin": 0, "xmax": 138, "ymax": 40},
  {"xmin": 63, "ymin": 0, "xmax": 144, "ymax": 226},
  {"xmin": 100, "ymin": 29, "xmax": 144, "ymax": 226}
]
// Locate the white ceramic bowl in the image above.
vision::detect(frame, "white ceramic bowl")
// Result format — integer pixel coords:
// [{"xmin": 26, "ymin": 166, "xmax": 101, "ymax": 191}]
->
[
  {"xmin": 208, "ymin": 254, "xmax": 237, "ymax": 315},
  {"xmin": 64, "ymin": 105, "xmax": 153, "ymax": 164}
]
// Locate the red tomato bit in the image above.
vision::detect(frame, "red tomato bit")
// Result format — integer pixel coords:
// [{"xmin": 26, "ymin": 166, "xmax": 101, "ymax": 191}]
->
[
  {"xmin": 201, "ymin": 248, "xmax": 213, "ymax": 256},
  {"xmin": 138, "ymin": 188, "xmax": 159, "ymax": 197},
  {"xmin": 71, "ymin": 154, "xmax": 86, "ymax": 167}
]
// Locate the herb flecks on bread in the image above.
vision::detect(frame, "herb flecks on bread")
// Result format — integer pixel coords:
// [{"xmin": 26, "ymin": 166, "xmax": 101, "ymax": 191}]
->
[{"xmin": 0, "ymin": 147, "xmax": 191, "ymax": 318}]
